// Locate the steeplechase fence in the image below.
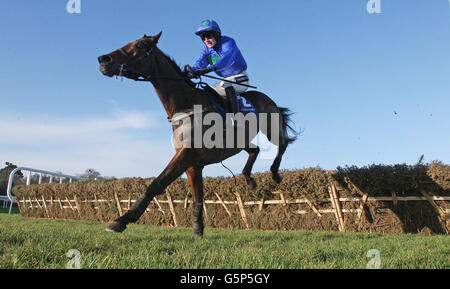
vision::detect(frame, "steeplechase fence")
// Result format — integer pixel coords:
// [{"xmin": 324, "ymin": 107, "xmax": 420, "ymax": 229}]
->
[{"xmin": 12, "ymin": 166, "xmax": 450, "ymax": 234}]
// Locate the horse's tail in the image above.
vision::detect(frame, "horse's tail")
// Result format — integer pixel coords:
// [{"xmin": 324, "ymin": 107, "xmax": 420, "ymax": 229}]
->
[{"xmin": 279, "ymin": 107, "xmax": 299, "ymax": 145}]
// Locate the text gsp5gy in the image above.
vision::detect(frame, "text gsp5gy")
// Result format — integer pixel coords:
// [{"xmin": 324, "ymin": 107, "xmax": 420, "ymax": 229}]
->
[{"xmin": 224, "ymin": 273, "xmax": 270, "ymax": 284}]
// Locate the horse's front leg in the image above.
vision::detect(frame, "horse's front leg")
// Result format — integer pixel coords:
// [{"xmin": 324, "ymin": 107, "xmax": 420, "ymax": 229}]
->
[
  {"xmin": 185, "ymin": 166, "xmax": 205, "ymax": 237},
  {"xmin": 106, "ymin": 149, "xmax": 193, "ymax": 233}
]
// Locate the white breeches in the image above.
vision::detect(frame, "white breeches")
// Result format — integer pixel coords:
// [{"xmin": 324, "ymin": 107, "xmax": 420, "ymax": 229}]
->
[{"xmin": 211, "ymin": 71, "xmax": 250, "ymax": 96}]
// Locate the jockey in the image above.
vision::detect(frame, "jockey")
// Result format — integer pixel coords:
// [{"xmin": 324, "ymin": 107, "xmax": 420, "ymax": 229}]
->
[{"xmin": 188, "ymin": 19, "xmax": 249, "ymax": 115}]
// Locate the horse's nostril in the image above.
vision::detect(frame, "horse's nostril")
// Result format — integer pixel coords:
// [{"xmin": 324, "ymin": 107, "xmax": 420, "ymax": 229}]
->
[{"xmin": 98, "ymin": 55, "xmax": 112, "ymax": 64}]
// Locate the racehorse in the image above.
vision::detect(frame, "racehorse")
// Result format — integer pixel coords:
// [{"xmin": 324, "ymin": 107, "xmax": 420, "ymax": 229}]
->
[{"xmin": 98, "ymin": 32, "xmax": 297, "ymax": 236}]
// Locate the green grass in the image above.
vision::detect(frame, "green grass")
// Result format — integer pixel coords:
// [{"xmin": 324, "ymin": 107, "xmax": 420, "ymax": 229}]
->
[
  {"xmin": 0, "ymin": 205, "xmax": 20, "ymax": 214},
  {"xmin": 0, "ymin": 214, "xmax": 448, "ymax": 269}
]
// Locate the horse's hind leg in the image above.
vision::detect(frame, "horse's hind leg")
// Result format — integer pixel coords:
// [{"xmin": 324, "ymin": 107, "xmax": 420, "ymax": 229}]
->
[
  {"xmin": 270, "ymin": 140, "xmax": 288, "ymax": 183},
  {"xmin": 106, "ymin": 149, "xmax": 192, "ymax": 233},
  {"xmin": 185, "ymin": 166, "xmax": 205, "ymax": 237},
  {"xmin": 242, "ymin": 147, "xmax": 260, "ymax": 189},
  {"xmin": 266, "ymin": 112, "xmax": 289, "ymax": 183}
]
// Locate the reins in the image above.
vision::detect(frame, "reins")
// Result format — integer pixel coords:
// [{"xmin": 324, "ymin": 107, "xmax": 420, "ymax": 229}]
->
[
  {"xmin": 202, "ymin": 74, "xmax": 257, "ymax": 89},
  {"xmin": 119, "ymin": 49, "xmax": 257, "ymax": 90}
]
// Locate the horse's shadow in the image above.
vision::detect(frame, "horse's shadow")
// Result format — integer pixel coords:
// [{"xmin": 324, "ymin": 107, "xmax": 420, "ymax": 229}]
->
[{"xmin": 332, "ymin": 164, "xmax": 449, "ymax": 234}]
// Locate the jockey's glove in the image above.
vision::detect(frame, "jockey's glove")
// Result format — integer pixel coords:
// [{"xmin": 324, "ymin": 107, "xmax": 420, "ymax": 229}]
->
[{"xmin": 189, "ymin": 68, "xmax": 212, "ymax": 78}]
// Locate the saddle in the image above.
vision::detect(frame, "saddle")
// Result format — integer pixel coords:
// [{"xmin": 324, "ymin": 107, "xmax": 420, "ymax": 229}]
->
[{"xmin": 202, "ymin": 85, "xmax": 257, "ymax": 119}]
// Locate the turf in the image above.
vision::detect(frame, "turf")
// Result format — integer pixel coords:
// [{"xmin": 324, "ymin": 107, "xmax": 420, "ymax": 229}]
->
[{"xmin": 0, "ymin": 213, "xmax": 448, "ymax": 269}]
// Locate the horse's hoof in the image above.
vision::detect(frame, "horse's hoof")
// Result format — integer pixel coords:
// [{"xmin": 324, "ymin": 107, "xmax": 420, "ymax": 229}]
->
[
  {"xmin": 272, "ymin": 172, "xmax": 282, "ymax": 184},
  {"xmin": 193, "ymin": 230, "xmax": 204, "ymax": 237},
  {"xmin": 193, "ymin": 224, "xmax": 204, "ymax": 237},
  {"xmin": 105, "ymin": 221, "xmax": 126, "ymax": 233},
  {"xmin": 248, "ymin": 179, "xmax": 257, "ymax": 189}
]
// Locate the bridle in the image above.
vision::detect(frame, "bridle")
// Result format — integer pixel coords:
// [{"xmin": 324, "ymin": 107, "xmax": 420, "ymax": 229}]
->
[
  {"xmin": 116, "ymin": 45, "xmax": 156, "ymax": 81},
  {"xmin": 116, "ymin": 43, "xmax": 188, "ymax": 83}
]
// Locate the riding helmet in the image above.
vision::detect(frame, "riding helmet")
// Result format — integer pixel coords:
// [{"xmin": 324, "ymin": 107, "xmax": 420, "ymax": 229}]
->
[{"xmin": 195, "ymin": 19, "xmax": 221, "ymax": 39}]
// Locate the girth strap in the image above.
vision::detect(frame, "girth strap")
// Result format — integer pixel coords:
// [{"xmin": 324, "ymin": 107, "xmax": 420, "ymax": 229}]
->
[{"xmin": 167, "ymin": 106, "xmax": 213, "ymax": 123}]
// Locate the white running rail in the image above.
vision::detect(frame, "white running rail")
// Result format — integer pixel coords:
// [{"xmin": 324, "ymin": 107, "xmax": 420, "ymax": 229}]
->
[{"xmin": 6, "ymin": 167, "xmax": 83, "ymax": 214}]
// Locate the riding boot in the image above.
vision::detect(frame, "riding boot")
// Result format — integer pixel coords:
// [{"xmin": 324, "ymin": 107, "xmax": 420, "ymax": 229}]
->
[
  {"xmin": 225, "ymin": 86, "xmax": 240, "ymax": 126},
  {"xmin": 225, "ymin": 86, "xmax": 238, "ymax": 114}
]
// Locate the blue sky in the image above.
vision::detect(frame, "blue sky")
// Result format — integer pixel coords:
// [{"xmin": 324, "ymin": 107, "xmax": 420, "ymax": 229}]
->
[{"xmin": 1, "ymin": 0, "xmax": 449, "ymax": 178}]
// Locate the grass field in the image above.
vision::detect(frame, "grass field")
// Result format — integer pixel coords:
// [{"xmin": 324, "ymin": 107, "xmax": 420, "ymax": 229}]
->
[
  {"xmin": 0, "ymin": 206, "xmax": 20, "ymax": 214},
  {"xmin": 0, "ymin": 211, "xmax": 449, "ymax": 269}
]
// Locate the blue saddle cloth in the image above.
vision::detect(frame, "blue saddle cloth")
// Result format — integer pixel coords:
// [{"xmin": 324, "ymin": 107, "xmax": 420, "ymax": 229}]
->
[{"xmin": 208, "ymin": 95, "xmax": 257, "ymax": 119}]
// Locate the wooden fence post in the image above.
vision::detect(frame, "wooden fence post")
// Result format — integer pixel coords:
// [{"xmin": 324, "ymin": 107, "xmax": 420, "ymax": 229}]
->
[
  {"xmin": 392, "ymin": 192, "xmax": 398, "ymax": 207},
  {"xmin": 329, "ymin": 184, "xmax": 345, "ymax": 232},
  {"xmin": 420, "ymin": 190, "xmax": 445, "ymax": 217},
  {"xmin": 93, "ymin": 194, "xmax": 98, "ymax": 209},
  {"xmin": 273, "ymin": 190, "xmax": 287, "ymax": 206},
  {"xmin": 328, "ymin": 186, "xmax": 340, "ymax": 231},
  {"xmin": 41, "ymin": 196, "xmax": 49, "ymax": 217},
  {"xmin": 153, "ymin": 198, "xmax": 165, "ymax": 215},
  {"xmin": 73, "ymin": 195, "xmax": 82, "ymax": 218},
  {"xmin": 34, "ymin": 197, "xmax": 42, "ymax": 209},
  {"xmin": 113, "ymin": 192, "xmax": 123, "ymax": 217},
  {"xmin": 235, "ymin": 193, "xmax": 249, "ymax": 229},
  {"xmin": 166, "ymin": 193, "xmax": 178, "ymax": 227},
  {"xmin": 357, "ymin": 193, "xmax": 369, "ymax": 221},
  {"xmin": 66, "ymin": 197, "xmax": 75, "ymax": 212},
  {"xmin": 203, "ymin": 200, "xmax": 209, "ymax": 221},
  {"xmin": 304, "ymin": 196, "xmax": 322, "ymax": 218},
  {"xmin": 259, "ymin": 198, "xmax": 265, "ymax": 211},
  {"xmin": 333, "ymin": 184, "xmax": 345, "ymax": 231},
  {"xmin": 215, "ymin": 193, "xmax": 232, "ymax": 217}
]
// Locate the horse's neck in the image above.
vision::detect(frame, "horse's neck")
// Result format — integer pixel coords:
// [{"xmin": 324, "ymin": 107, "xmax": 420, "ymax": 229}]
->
[{"xmin": 151, "ymin": 50, "xmax": 194, "ymax": 119}]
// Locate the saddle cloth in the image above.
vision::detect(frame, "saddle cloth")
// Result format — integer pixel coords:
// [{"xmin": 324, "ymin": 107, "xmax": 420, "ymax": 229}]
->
[{"xmin": 208, "ymin": 94, "xmax": 257, "ymax": 119}]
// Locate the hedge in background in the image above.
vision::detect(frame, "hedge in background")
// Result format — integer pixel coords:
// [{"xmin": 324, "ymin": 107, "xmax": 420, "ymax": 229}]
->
[{"xmin": 12, "ymin": 163, "xmax": 449, "ymax": 234}]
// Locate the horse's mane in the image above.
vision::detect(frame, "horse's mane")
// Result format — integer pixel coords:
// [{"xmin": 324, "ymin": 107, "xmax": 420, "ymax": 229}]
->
[{"xmin": 158, "ymin": 48, "xmax": 196, "ymax": 88}]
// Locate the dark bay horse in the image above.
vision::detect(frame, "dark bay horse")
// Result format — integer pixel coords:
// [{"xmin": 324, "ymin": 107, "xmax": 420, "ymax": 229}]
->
[{"xmin": 98, "ymin": 32, "xmax": 297, "ymax": 236}]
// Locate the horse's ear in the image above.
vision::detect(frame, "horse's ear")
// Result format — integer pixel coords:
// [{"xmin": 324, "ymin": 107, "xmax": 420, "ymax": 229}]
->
[{"xmin": 152, "ymin": 31, "xmax": 162, "ymax": 43}]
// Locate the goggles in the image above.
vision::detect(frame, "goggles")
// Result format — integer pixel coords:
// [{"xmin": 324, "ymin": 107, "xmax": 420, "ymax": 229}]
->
[{"xmin": 199, "ymin": 31, "xmax": 217, "ymax": 40}]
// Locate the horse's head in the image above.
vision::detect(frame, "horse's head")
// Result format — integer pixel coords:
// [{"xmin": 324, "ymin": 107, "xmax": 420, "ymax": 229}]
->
[{"xmin": 98, "ymin": 32, "xmax": 162, "ymax": 80}]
